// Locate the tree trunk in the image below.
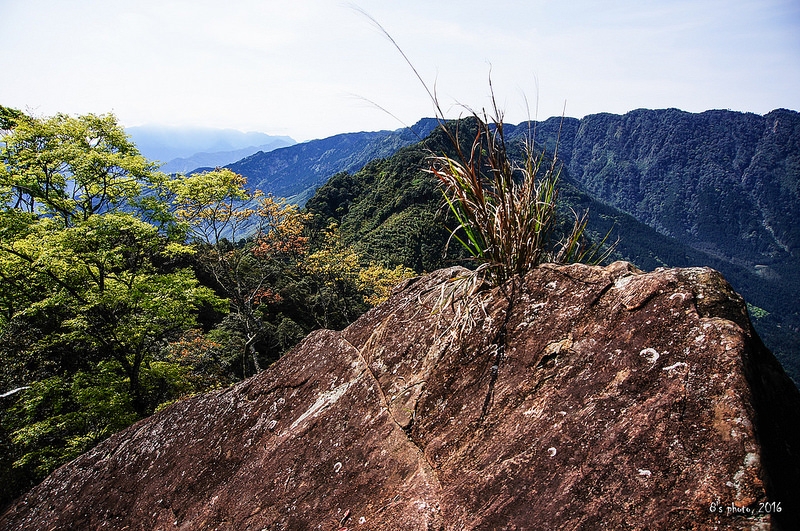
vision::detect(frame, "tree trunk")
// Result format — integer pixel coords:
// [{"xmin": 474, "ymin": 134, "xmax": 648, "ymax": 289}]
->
[{"xmin": 245, "ymin": 334, "xmax": 262, "ymax": 374}]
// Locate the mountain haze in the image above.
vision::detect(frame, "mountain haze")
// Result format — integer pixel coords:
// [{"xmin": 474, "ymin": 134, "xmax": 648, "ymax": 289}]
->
[
  {"xmin": 125, "ymin": 125, "xmax": 295, "ymax": 166},
  {"xmin": 157, "ymin": 140, "xmax": 296, "ymax": 175}
]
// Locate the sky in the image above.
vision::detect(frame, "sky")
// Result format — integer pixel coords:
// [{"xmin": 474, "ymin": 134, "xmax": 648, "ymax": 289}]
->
[{"xmin": 2, "ymin": 0, "xmax": 799, "ymax": 142}]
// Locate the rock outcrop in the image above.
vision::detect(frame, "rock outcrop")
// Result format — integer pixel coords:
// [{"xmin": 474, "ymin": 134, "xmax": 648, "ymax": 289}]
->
[{"xmin": 2, "ymin": 262, "xmax": 799, "ymax": 530}]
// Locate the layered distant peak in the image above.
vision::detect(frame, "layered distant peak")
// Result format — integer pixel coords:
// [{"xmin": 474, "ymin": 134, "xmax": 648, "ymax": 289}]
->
[{"xmin": 125, "ymin": 125, "xmax": 296, "ymax": 164}]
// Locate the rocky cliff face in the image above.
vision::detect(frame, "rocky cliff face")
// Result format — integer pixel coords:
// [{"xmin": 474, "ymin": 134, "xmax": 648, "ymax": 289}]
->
[{"xmin": 3, "ymin": 262, "xmax": 799, "ymax": 530}]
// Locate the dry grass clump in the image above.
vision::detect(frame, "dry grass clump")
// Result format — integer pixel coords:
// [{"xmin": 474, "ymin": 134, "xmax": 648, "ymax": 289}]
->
[{"xmin": 430, "ymin": 107, "xmax": 615, "ymax": 286}]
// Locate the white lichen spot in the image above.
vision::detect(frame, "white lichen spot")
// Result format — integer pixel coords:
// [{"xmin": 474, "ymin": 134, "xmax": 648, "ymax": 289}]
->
[
  {"xmin": 359, "ymin": 516, "xmax": 366, "ymax": 524},
  {"xmin": 669, "ymin": 292, "xmax": 688, "ymax": 301},
  {"xmin": 694, "ymin": 334, "xmax": 706, "ymax": 343},
  {"xmin": 744, "ymin": 452, "xmax": 759, "ymax": 468},
  {"xmin": 662, "ymin": 362, "xmax": 688, "ymax": 376},
  {"xmin": 545, "ymin": 281, "xmax": 557, "ymax": 290},
  {"xmin": 333, "ymin": 461, "xmax": 342, "ymax": 473},
  {"xmin": 640, "ymin": 348, "xmax": 660, "ymax": 364},
  {"xmin": 547, "ymin": 447, "xmax": 557, "ymax": 457},
  {"xmin": 638, "ymin": 469, "xmax": 652, "ymax": 478},
  {"xmin": 614, "ymin": 276, "xmax": 634, "ymax": 289}
]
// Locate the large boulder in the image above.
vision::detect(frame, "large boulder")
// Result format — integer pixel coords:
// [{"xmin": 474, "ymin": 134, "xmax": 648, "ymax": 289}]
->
[{"xmin": 3, "ymin": 262, "xmax": 799, "ymax": 530}]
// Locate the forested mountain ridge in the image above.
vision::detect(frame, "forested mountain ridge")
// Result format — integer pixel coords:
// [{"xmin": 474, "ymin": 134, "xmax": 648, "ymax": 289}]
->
[
  {"xmin": 207, "ymin": 118, "xmax": 439, "ymax": 204},
  {"xmin": 507, "ymin": 108, "xmax": 799, "ymax": 265},
  {"xmin": 305, "ymin": 110, "xmax": 800, "ymax": 384}
]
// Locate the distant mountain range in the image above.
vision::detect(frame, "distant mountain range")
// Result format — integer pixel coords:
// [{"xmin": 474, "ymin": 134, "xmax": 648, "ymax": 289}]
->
[
  {"xmin": 157, "ymin": 142, "xmax": 297, "ymax": 175},
  {"xmin": 194, "ymin": 118, "xmax": 439, "ymax": 204},
  {"xmin": 125, "ymin": 125, "xmax": 296, "ymax": 174}
]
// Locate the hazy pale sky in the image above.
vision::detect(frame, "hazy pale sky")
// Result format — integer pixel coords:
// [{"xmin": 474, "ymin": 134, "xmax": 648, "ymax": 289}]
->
[{"xmin": 2, "ymin": 0, "xmax": 799, "ymax": 141}]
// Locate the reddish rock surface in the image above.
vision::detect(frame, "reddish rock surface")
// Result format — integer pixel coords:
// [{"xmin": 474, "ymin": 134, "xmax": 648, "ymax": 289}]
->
[{"xmin": 2, "ymin": 262, "xmax": 799, "ymax": 530}]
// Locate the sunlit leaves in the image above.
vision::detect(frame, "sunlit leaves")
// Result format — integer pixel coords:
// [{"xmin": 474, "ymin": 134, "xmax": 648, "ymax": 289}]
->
[
  {"xmin": 1, "ymin": 110, "xmax": 160, "ymax": 225},
  {"xmin": 167, "ymin": 168, "xmax": 253, "ymax": 242},
  {"xmin": 357, "ymin": 263, "xmax": 416, "ymax": 305},
  {"xmin": 0, "ymin": 109, "xmax": 232, "ymax": 504},
  {"xmin": 252, "ymin": 195, "xmax": 309, "ymax": 258}
]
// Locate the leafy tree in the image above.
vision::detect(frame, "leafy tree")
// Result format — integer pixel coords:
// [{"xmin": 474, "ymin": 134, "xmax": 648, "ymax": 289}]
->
[
  {"xmin": 0, "ymin": 110, "xmax": 162, "ymax": 226},
  {"xmin": 167, "ymin": 168, "xmax": 309, "ymax": 374},
  {"xmin": 1, "ymin": 204, "xmax": 223, "ymax": 415},
  {"xmin": 0, "ymin": 107, "xmax": 228, "ymax": 506},
  {"xmin": 357, "ymin": 262, "xmax": 417, "ymax": 305}
]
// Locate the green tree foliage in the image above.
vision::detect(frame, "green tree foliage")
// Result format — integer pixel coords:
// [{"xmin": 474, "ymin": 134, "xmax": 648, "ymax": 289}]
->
[
  {"xmin": 304, "ymin": 143, "xmax": 463, "ymax": 273},
  {"xmin": 301, "ymin": 226, "xmax": 415, "ymax": 326},
  {"xmin": 0, "ymin": 107, "xmax": 227, "ymax": 507},
  {"xmin": 1, "ymin": 211, "xmax": 223, "ymax": 413},
  {"xmin": 0, "ymin": 109, "xmax": 162, "ymax": 226}
]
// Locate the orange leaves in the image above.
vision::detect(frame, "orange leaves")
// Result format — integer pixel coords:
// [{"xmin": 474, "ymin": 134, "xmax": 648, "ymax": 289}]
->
[
  {"xmin": 251, "ymin": 195, "xmax": 310, "ymax": 259},
  {"xmin": 252, "ymin": 287, "xmax": 282, "ymax": 305},
  {"xmin": 163, "ymin": 329, "xmax": 222, "ymax": 364}
]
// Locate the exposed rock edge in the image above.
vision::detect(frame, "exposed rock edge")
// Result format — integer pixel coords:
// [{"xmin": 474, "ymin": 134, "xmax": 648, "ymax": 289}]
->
[{"xmin": 2, "ymin": 262, "xmax": 799, "ymax": 530}]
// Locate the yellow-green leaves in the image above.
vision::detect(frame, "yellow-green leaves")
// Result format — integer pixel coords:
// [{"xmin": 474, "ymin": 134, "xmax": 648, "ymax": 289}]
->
[
  {"xmin": 167, "ymin": 168, "xmax": 255, "ymax": 243},
  {"xmin": 302, "ymin": 227, "xmax": 416, "ymax": 306},
  {"xmin": 1, "ymin": 110, "xmax": 160, "ymax": 225},
  {"xmin": 357, "ymin": 263, "xmax": 416, "ymax": 305}
]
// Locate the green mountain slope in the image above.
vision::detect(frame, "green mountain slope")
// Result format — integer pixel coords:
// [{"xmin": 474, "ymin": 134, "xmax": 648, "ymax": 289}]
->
[{"xmin": 509, "ymin": 109, "xmax": 799, "ymax": 263}]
